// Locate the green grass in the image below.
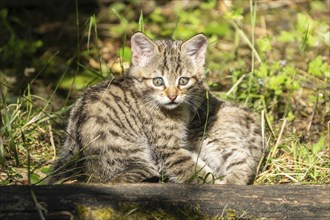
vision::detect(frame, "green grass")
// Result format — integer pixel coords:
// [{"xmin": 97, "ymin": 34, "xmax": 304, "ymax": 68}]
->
[
  {"xmin": 0, "ymin": 86, "xmax": 67, "ymax": 184},
  {"xmin": 0, "ymin": 0, "xmax": 329, "ymax": 185}
]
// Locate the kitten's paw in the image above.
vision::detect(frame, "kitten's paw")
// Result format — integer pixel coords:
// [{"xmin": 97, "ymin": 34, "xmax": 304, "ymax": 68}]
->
[
  {"xmin": 213, "ymin": 179, "xmax": 223, "ymax": 184},
  {"xmin": 214, "ymin": 179, "xmax": 227, "ymax": 184},
  {"xmin": 200, "ymin": 173, "xmax": 223, "ymax": 184}
]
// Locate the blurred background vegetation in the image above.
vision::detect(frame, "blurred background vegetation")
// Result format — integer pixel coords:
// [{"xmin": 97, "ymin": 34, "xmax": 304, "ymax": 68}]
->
[{"xmin": 0, "ymin": 0, "xmax": 329, "ymax": 185}]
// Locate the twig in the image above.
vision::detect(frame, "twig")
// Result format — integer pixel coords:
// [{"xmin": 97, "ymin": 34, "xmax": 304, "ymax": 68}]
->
[
  {"xmin": 247, "ymin": 0, "xmax": 257, "ymax": 104},
  {"xmin": 220, "ymin": 203, "xmax": 228, "ymax": 218},
  {"xmin": 261, "ymin": 135, "xmax": 273, "ymax": 173},
  {"xmin": 328, "ymin": 121, "xmax": 330, "ymax": 157},
  {"xmin": 306, "ymin": 93, "xmax": 319, "ymax": 136},
  {"xmin": 261, "ymin": 110, "xmax": 265, "ymax": 152},
  {"xmin": 258, "ymin": 0, "xmax": 308, "ymax": 10},
  {"xmin": 260, "ymin": 15, "xmax": 267, "ymax": 36},
  {"xmin": 30, "ymin": 186, "xmax": 47, "ymax": 220},
  {"xmin": 23, "ymin": 130, "xmax": 47, "ymax": 219},
  {"xmin": 262, "ymin": 109, "xmax": 275, "ymax": 138},
  {"xmin": 48, "ymin": 123, "xmax": 56, "ymax": 162},
  {"xmin": 297, "ymin": 69, "xmax": 325, "ymax": 86},
  {"xmin": 230, "ymin": 21, "xmax": 262, "ymax": 64},
  {"xmin": 226, "ymin": 74, "xmax": 245, "ymax": 96},
  {"xmin": 255, "ymin": 110, "xmax": 266, "ymax": 181},
  {"xmin": 271, "ymin": 119, "xmax": 287, "ymax": 159}
]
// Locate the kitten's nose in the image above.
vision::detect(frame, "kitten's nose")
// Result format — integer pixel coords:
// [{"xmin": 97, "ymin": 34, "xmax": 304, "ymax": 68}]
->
[{"xmin": 168, "ymin": 95, "xmax": 177, "ymax": 101}]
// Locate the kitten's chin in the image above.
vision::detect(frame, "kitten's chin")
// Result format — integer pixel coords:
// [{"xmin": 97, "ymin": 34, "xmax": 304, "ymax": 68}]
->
[{"xmin": 162, "ymin": 102, "xmax": 180, "ymax": 110}]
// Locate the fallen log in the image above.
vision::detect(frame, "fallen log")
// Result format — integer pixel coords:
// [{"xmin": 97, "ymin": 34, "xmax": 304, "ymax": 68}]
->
[{"xmin": 0, "ymin": 184, "xmax": 329, "ymax": 219}]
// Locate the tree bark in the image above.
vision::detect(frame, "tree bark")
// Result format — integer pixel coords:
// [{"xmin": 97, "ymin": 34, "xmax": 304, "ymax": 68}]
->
[{"xmin": 0, "ymin": 184, "xmax": 329, "ymax": 219}]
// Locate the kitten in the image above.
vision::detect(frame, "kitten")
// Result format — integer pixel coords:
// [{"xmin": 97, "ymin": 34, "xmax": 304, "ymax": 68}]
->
[{"xmin": 48, "ymin": 32, "xmax": 262, "ymax": 185}]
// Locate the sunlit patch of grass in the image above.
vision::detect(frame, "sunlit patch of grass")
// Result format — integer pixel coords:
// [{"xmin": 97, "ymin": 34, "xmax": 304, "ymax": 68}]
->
[
  {"xmin": 256, "ymin": 115, "xmax": 329, "ymax": 185},
  {"xmin": 0, "ymin": 84, "xmax": 69, "ymax": 185},
  {"xmin": 256, "ymin": 135, "xmax": 329, "ymax": 184}
]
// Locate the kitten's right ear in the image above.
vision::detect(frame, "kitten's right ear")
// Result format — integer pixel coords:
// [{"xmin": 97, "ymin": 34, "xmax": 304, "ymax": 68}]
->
[
  {"xmin": 131, "ymin": 32, "xmax": 158, "ymax": 67},
  {"xmin": 181, "ymin": 34, "xmax": 207, "ymax": 67}
]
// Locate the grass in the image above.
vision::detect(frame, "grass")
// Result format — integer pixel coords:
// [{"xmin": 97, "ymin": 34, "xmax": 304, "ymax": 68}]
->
[
  {"xmin": 0, "ymin": 0, "xmax": 329, "ymax": 186},
  {"xmin": 0, "ymin": 90, "xmax": 60, "ymax": 184}
]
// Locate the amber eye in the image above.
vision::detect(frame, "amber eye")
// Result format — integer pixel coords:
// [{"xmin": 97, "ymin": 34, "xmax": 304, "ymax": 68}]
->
[
  {"xmin": 152, "ymin": 77, "xmax": 164, "ymax": 87},
  {"xmin": 178, "ymin": 77, "xmax": 189, "ymax": 86}
]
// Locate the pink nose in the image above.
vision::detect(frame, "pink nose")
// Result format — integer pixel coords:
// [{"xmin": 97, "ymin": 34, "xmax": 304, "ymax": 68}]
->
[{"xmin": 168, "ymin": 95, "xmax": 177, "ymax": 101}]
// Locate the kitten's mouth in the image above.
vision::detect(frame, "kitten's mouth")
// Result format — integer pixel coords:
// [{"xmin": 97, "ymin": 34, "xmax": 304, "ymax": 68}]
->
[{"xmin": 164, "ymin": 102, "xmax": 179, "ymax": 109}]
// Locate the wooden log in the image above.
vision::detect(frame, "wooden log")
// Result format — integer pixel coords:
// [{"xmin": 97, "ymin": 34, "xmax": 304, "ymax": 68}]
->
[{"xmin": 0, "ymin": 184, "xmax": 329, "ymax": 219}]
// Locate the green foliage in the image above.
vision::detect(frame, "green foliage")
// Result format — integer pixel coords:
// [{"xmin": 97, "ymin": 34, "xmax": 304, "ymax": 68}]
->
[
  {"xmin": 0, "ymin": 9, "xmax": 43, "ymax": 65},
  {"xmin": 106, "ymin": 1, "xmax": 232, "ymax": 40},
  {"xmin": 60, "ymin": 74, "xmax": 98, "ymax": 90},
  {"xmin": 230, "ymin": 61, "xmax": 300, "ymax": 111},
  {"xmin": 256, "ymin": 36, "xmax": 272, "ymax": 54},
  {"xmin": 277, "ymin": 12, "xmax": 329, "ymax": 50},
  {"xmin": 308, "ymin": 55, "xmax": 330, "ymax": 78}
]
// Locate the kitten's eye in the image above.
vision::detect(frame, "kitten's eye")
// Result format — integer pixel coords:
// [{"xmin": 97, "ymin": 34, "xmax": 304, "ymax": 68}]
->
[
  {"xmin": 178, "ymin": 77, "xmax": 189, "ymax": 86},
  {"xmin": 152, "ymin": 77, "xmax": 164, "ymax": 87}
]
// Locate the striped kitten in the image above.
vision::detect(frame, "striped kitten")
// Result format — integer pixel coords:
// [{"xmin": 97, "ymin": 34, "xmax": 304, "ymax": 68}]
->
[{"xmin": 48, "ymin": 32, "xmax": 262, "ymax": 185}]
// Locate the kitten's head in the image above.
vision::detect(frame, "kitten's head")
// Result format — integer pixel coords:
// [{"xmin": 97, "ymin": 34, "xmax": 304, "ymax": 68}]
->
[{"xmin": 128, "ymin": 32, "xmax": 207, "ymax": 110}]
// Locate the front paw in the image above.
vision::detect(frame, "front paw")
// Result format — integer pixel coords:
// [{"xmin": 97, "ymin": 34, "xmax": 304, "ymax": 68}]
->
[
  {"xmin": 202, "ymin": 173, "xmax": 227, "ymax": 184},
  {"xmin": 196, "ymin": 172, "xmax": 222, "ymax": 184}
]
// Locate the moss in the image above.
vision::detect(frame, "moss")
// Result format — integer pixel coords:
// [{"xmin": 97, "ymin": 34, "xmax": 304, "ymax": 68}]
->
[
  {"xmin": 220, "ymin": 208, "xmax": 239, "ymax": 220},
  {"xmin": 75, "ymin": 203, "xmax": 219, "ymax": 220},
  {"xmin": 76, "ymin": 205, "xmax": 115, "ymax": 219}
]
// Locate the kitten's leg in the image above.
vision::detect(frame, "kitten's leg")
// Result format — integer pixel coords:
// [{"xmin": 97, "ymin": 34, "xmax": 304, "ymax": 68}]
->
[
  {"xmin": 199, "ymin": 130, "xmax": 262, "ymax": 185},
  {"xmin": 191, "ymin": 151, "xmax": 221, "ymax": 184},
  {"xmin": 222, "ymin": 153, "xmax": 260, "ymax": 185},
  {"xmin": 161, "ymin": 148, "xmax": 220, "ymax": 184},
  {"xmin": 78, "ymin": 113, "xmax": 160, "ymax": 183},
  {"xmin": 84, "ymin": 160, "xmax": 160, "ymax": 183},
  {"xmin": 83, "ymin": 149, "xmax": 160, "ymax": 183},
  {"xmin": 48, "ymin": 136, "xmax": 85, "ymax": 184},
  {"xmin": 200, "ymin": 142, "xmax": 261, "ymax": 184},
  {"xmin": 110, "ymin": 163, "xmax": 160, "ymax": 183},
  {"xmin": 199, "ymin": 106, "xmax": 263, "ymax": 185}
]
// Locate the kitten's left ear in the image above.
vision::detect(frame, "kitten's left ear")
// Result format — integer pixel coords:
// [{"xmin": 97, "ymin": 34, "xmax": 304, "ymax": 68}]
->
[
  {"xmin": 181, "ymin": 34, "xmax": 207, "ymax": 67},
  {"xmin": 131, "ymin": 32, "xmax": 159, "ymax": 67}
]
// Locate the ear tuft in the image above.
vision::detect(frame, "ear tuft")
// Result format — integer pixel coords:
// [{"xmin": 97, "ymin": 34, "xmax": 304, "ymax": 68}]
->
[
  {"xmin": 131, "ymin": 32, "xmax": 158, "ymax": 67},
  {"xmin": 181, "ymin": 34, "xmax": 207, "ymax": 67}
]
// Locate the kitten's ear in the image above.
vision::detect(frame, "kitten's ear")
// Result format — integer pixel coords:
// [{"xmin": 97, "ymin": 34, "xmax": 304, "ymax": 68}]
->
[
  {"xmin": 131, "ymin": 32, "xmax": 158, "ymax": 67},
  {"xmin": 181, "ymin": 34, "xmax": 207, "ymax": 66}
]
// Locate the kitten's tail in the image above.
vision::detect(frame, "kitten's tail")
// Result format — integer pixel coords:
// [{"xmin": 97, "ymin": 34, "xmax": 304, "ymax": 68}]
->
[{"xmin": 47, "ymin": 140, "xmax": 83, "ymax": 184}]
